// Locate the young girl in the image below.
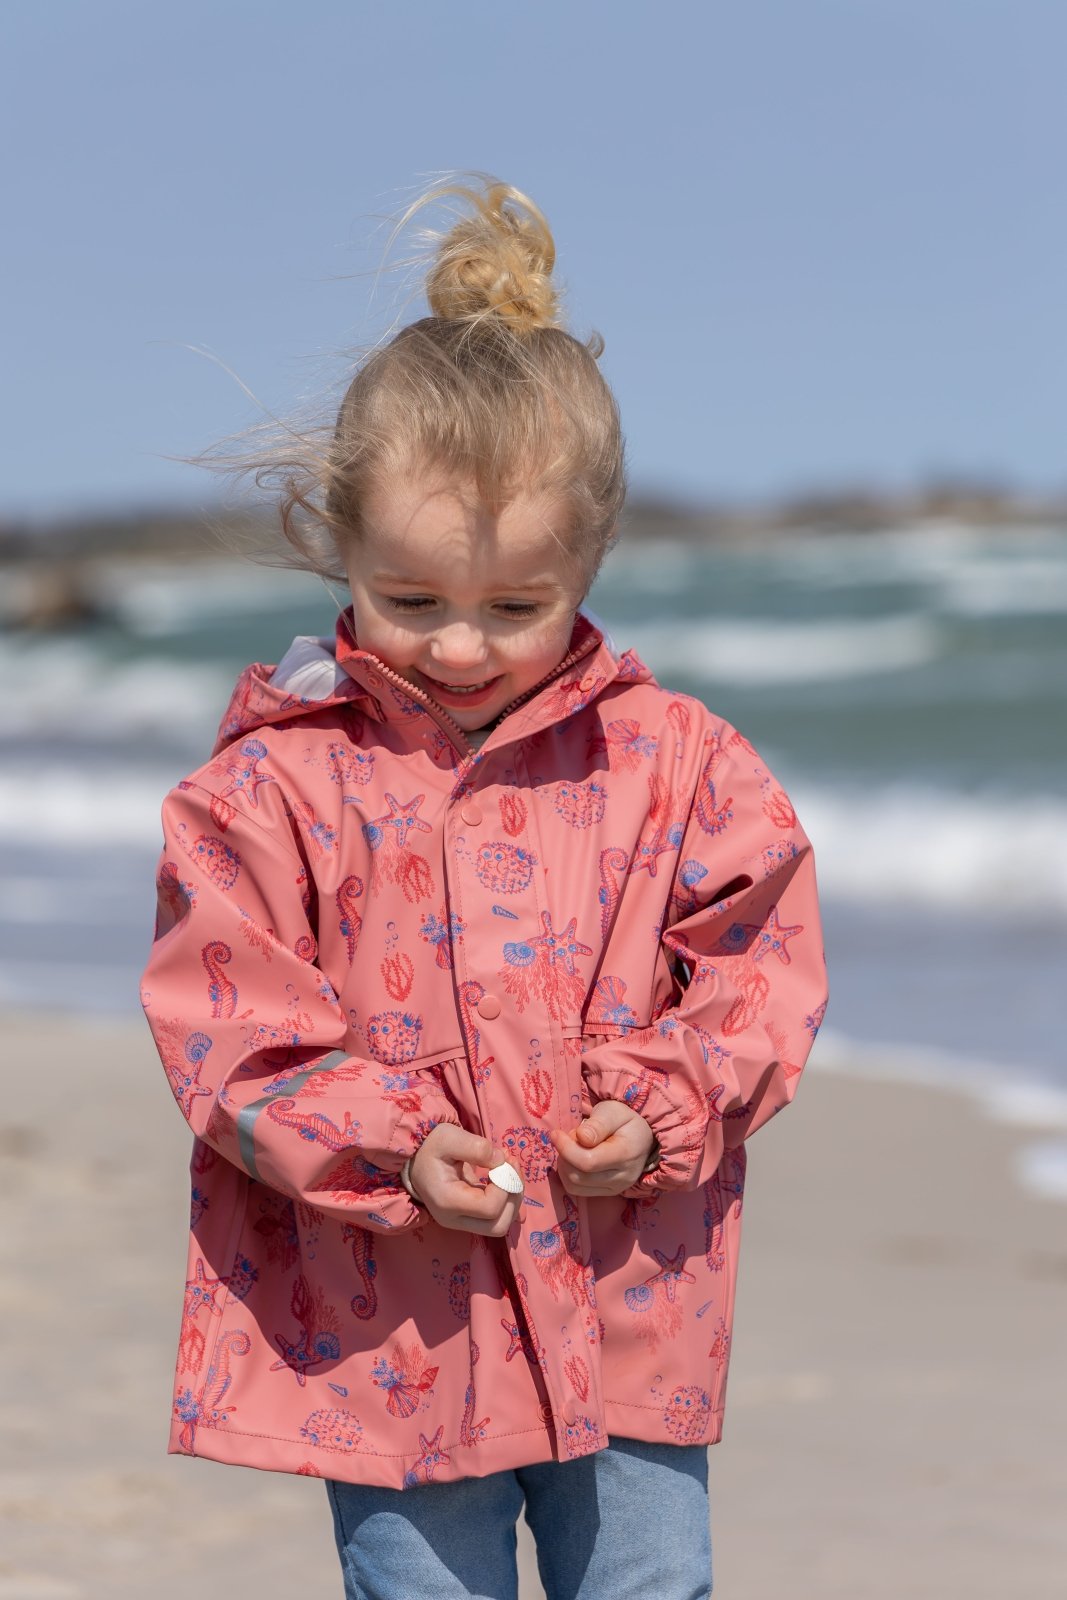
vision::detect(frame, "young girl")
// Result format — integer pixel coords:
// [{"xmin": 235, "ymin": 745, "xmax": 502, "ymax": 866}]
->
[{"xmin": 141, "ymin": 174, "xmax": 827, "ymax": 1600}]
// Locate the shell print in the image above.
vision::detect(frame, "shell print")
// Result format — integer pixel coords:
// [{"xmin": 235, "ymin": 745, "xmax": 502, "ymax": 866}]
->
[{"xmin": 141, "ymin": 605, "xmax": 828, "ymax": 1486}]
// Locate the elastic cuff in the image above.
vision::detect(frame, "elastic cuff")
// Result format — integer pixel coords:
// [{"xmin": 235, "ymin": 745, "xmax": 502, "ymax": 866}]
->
[{"xmin": 399, "ymin": 1155, "xmax": 427, "ymax": 1207}]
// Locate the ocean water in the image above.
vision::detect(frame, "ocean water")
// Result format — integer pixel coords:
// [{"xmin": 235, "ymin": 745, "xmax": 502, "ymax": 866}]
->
[{"xmin": 2, "ymin": 521, "xmax": 1065, "ymax": 1184}]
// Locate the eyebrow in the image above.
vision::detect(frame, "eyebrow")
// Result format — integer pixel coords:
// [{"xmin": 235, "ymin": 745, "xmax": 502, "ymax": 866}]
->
[{"xmin": 372, "ymin": 573, "xmax": 562, "ymax": 591}]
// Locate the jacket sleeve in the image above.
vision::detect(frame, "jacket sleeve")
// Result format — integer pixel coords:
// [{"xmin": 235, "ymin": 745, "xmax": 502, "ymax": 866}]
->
[
  {"xmin": 580, "ymin": 723, "xmax": 828, "ymax": 1197},
  {"xmin": 140, "ymin": 778, "xmax": 461, "ymax": 1232}
]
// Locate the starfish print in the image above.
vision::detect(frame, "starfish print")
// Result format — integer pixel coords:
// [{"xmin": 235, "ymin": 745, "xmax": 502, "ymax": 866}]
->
[
  {"xmin": 374, "ymin": 792, "xmax": 433, "ymax": 850},
  {"xmin": 169, "ymin": 1058, "xmax": 213, "ymax": 1119},
  {"xmin": 647, "ymin": 1245, "xmax": 696, "ymax": 1303},
  {"xmin": 184, "ymin": 1258, "xmax": 225, "ymax": 1318},
  {"xmin": 529, "ymin": 911, "xmax": 592, "ymax": 976},
  {"xmin": 415, "ymin": 1425, "xmax": 450, "ymax": 1481},
  {"xmin": 751, "ymin": 905, "xmax": 803, "ymax": 966},
  {"xmin": 629, "ymin": 825, "xmax": 675, "ymax": 878},
  {"xmin": 221, "ymin": 739, "xmax": 276, "ymax": 808},
  {"xmin": 500, "ymin": 1318, "xmax": 539, "ymax": 1364}
]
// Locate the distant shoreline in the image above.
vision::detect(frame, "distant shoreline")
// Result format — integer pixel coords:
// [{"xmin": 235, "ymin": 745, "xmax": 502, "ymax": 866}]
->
[{"xmin": 2, "ymin": 487, "xmax": 1065, "ymax": 629}]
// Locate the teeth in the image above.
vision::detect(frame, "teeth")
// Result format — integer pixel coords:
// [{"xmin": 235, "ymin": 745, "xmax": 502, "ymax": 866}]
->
[{"xmin": 437, "ymin": 680, "xmax": 491, "ymax": 694}]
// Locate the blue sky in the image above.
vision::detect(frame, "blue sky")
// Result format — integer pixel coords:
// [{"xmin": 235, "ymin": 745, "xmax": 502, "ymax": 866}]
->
[{"xmin": 3, "ymin": 0, "xmax": 1064, "ymax": 520}]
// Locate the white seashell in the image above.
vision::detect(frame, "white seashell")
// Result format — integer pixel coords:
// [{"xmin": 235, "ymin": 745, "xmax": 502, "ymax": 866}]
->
[{"xmin": 487, "ymin": 1160, "xmax": 524, "ymax": 1194}]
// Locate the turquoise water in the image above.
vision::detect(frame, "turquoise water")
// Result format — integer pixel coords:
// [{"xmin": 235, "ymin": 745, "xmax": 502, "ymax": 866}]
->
[{"xmin": 1, "ymin": 521, "xmax": 1064, "ymax": 1094}]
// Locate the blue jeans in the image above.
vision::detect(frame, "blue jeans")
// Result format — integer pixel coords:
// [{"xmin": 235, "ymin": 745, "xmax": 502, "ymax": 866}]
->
[{"xmin": 325, "ymin": 1435, "xmax": 712, "ymax": 1599}]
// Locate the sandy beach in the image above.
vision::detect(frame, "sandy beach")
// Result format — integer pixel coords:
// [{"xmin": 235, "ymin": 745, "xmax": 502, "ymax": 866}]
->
[{"xmin": 2, "ymin": 1010, "xmax": 1065, "ymax": 1599}]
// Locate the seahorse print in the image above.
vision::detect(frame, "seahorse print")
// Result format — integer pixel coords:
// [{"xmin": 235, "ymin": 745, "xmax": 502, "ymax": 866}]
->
[
  {"xmin": 265, "ymin": 1098, "xmax": 362, "ymax": 1151},
  {"xmin": 694, "ymin": 771, "xmax": 734, "ymax": 837},
  {"xmin": 456, "ymin": 982, "xmax": 496, "ymax": 1086},
  {"xmin": 597, "ymin": 848, "xmax": 629, "ymax": 939},
  {"xmin": 499, "ymin": 911, "xmax": 592, "ymax": 1019},
  {"xmin": 336, "ymin": 874, "xmax": 365, "ymax": 962},
  {"xmin": 370, "ymin": 1340, "xmax": 439, "ymax": 1419},
  {"xmin": 202, "ymin": 941, "xmax": 238, "ymax": 1019},
  {"xmin": 703, "ymin": 1177, "xmax": 725, "ymax": 1273},
  {"xmin": 341, "ymin": 1224, "xmax": 378, "ymax": 1320},
  {"xmin": 173, "ymin": 1328, "xmax": 251, "ymax": 1452},
  {"xmin": 270, "ymin": 1273, "xmax": 343, "ymax": 1386},
  {"xmin": 459, "ymin": 1338, "xmax": 491, "ymax": 1447}
]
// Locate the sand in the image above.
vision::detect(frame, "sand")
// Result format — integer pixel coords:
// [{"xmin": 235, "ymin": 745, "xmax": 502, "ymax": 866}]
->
[{"xmin": 1, "ymin": 1010, "xmax": 1065, "ymax": 1599}]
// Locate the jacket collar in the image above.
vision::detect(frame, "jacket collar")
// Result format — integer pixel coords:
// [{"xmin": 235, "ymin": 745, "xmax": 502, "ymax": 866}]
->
[{"xmin": 332, "ymin": 604, "xmax": 642, "ymax": 749}]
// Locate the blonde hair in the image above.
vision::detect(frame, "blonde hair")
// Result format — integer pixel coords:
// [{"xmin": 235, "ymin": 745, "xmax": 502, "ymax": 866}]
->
[{"xmin": 208, "ymin": 173, "xmax": 627, "ymax": 590}]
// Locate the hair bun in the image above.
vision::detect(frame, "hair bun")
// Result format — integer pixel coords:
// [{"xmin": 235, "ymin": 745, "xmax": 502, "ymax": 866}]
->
[{"xmin": 410, "ymin": 176, "xmax": 562, "ymax": 336}]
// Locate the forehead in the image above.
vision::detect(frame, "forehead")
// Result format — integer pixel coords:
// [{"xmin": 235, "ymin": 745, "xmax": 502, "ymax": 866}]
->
[{"xmin": 361, "ymin": 473, "xmax": 576, "ymax": 578}]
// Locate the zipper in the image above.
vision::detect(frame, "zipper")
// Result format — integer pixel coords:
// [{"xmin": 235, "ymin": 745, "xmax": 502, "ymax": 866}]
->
[{"xmin": 359, "ymin": 631, "xmax": 603, "ymax": 771}]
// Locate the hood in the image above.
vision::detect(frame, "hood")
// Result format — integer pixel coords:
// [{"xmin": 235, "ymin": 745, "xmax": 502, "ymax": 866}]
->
[{"xmin": 212, "ymin": 604, "xmax": 655, "ymax": 757}]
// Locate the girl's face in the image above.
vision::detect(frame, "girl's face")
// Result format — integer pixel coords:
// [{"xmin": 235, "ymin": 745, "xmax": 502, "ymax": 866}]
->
[{"xmin": 344, "ymin": 470, "xmax": 592, "ymax": 732}]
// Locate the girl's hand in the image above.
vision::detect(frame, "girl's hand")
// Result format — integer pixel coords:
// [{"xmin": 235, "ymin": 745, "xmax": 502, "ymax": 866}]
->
[
  {"xmin": 407, "ymin": 1125, "xmax": 524, "ymax": 1237},
  {"xmin": 549, "ymin": 1100, "xmax": 656, "ymax": 1198}
]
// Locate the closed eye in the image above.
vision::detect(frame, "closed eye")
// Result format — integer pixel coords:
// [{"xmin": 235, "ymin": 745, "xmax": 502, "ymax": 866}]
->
[{"xmin": 384, "ymin": 597, "xmax": 540, "ymax": 618}]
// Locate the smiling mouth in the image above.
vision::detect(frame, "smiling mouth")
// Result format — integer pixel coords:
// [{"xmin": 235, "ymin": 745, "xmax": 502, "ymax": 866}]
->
[{"xmin": 424, "ymin": 675, "xmax": 501, "ymax": 695}]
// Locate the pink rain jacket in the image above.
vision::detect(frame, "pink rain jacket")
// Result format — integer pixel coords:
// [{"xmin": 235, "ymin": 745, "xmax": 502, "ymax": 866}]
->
[{"xmin": 141, "ymin": 608, "xmax": 827, "ymax": 1488}]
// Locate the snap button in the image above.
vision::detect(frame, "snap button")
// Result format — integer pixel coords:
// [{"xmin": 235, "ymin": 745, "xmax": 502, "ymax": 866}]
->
[
  {"xmin": 579, "ymin": 674, "xmax": 595, "ymax": 692},
  {"xmin": 460, "ymin": 802, "xmax": 482, "ymax": 826},
  {"xmin": 561, "ymin": 1398, "xmax": 578, "ymax": 1426},
  {"xmin": 476, "ymin": 993, "xmax": 501, "ymax": 1020}
]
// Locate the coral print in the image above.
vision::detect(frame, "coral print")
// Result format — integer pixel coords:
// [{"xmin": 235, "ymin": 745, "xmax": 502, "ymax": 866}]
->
[
  {"xmin": 142, "ymin": 602, "xmax": 827, "ymax": 1489},
  {"xmin": 360, "ymin": 792, "xmax": 436, "ymax": 903},
  {"xmin": 499, "ymin": 911, "xmax": 593, "ymax": 1017}
]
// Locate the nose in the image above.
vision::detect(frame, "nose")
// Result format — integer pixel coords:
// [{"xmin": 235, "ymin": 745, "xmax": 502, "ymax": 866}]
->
[{"xmin": 428, "ymin": 620, "xmax": 490, "ymax": 673}]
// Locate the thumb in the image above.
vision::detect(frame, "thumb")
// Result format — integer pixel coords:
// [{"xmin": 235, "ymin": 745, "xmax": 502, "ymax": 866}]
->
[{"xmin": 574, "ymin": 1102, "xmax": 623, "ymax": 1145}]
